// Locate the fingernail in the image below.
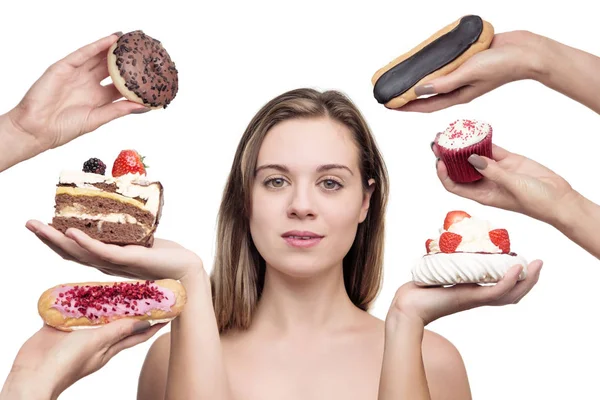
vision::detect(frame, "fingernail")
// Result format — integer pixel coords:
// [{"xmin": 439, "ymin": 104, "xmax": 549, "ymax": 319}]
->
[
  {"xmin": 132, "ymin": 321, "xmax": 151, "ymax": 335},
  {"xmin": 112, "ymin": 31, "xmax": 123, "ymax": 37},
  {"xmin": 131, "ymin": 107, "xmax": 151, "ymax": 114},
  {"xmin": 430, "ymin": 141, "xmax": 435, "ymax": 152},
  {"xmin": 468, "ymin": 154, "xmax": 488, "ymax": 170},
  {"xmin": 415, "ymin": 84, "xmax": 436, "ymax": 96}
]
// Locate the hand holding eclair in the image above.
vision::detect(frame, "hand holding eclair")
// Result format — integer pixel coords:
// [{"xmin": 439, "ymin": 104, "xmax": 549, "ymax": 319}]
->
[
  {"xmin": 0, "ymin": 319, "xmax": 165, "ymax": 400},
  {"xmin": 394, "ymin": 30, "xmax": 600, "ymax": 114}
]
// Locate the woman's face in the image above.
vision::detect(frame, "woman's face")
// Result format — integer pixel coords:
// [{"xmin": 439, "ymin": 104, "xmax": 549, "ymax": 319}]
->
[{"xmin": 249, "ymin": 117, "xmax": 373, "ymax": 278}]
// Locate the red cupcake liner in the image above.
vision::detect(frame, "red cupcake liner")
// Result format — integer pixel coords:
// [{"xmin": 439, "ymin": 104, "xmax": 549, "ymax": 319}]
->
[{"xmin": 436, "ymin": 132, "xmax": 492, "ymax": 183}]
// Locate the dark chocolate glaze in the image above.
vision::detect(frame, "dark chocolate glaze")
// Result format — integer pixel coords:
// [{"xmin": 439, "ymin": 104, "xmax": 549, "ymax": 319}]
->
[
  {"xmin": 112, "ymin": 31, "xmax": 179, "ymax": 108},
  {"xmin": 373, "ymin": 15, "xmax": 483, "ymax": 104}
]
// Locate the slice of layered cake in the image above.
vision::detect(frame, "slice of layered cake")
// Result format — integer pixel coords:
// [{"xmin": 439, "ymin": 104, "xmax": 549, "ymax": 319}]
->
[{"xmin": 50, "ymin": 150, "xmax": 163, "ymax": 247}]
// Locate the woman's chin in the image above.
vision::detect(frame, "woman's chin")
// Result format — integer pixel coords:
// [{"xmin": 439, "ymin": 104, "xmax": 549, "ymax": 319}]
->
[{"xmin": 267, "ymin": 259, "xmax": 338, "ymax": 280}]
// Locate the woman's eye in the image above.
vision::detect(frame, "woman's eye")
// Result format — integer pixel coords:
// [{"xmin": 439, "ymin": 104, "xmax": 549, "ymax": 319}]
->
[
  {"xmin": 266, "ymin": 178, "xmax": 287, "ymax": 188},
  {"xmin": 321, "ymin": 179, "xmax": 342, "ymax": 190}
]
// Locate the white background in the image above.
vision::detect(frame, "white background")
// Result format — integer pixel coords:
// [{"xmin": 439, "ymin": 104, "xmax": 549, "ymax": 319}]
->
[{"xmin": 1, "ymin": 1, "xmax": 599, "ymax": 399}]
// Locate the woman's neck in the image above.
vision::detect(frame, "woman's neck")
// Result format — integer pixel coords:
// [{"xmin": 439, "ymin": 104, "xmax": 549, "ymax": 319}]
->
[{"xmin": 250, "ymin": 263, "xmax": 363, "ymax": 336}]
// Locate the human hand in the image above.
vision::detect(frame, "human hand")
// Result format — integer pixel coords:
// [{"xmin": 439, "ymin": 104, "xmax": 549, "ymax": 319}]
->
[
  {"xmin": 7, "ymin": 32, "xmax": 148, "ymax": 152},
  {"xmin": 25, "ymin": 220, "xmax": 205, "ymax": 283},
  {"xmin": 1, "ymin": 320, "xmax": 165, "ymax": 400},
  {"xmin": 396, "ymin": 30, "xmax": 545, "ymax": 113},
  {"xmin": 432, "ymin": 142, "xmax": 577, "ymax": 226},
  {"xmin": 390, "ymin": 260, "xmax": 543, "ymax": 326}
]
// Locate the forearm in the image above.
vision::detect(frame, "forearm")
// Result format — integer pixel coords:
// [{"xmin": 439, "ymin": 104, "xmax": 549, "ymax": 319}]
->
[
  {"xmin": 531, "ymin": 33, "xmax": 600, "ymax": 114},
  {"xmin": 0, "ymin": 111, "xmax": 45, "ymax": 173},
  {"xmin": 551, "ymin": 191, "xmax": 600, "ymax": 260},
  {"xmin": 379, "ymin": 312, "xmax": 431, "ymax": 400},
  {"xmin": 165, "ymin": 271, "xmax": 230, "ymax": 400}
]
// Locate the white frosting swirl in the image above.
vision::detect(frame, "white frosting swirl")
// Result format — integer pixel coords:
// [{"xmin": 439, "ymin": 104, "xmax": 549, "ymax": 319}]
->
[
  {"xmin": 437, "ymin": 119, "xmax": 492, "ymax": 149},
  {"xmin": 412, "ymin": 253, "xmax": 528, "ymax": 286}
]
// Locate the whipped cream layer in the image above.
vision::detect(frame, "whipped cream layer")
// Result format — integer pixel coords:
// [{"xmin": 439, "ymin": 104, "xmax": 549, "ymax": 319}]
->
[
  {"xmin": 428, "ymin": 216, "xmax": 502, "ymax": 254},
  {"xmin": 58, "ymin": 171, "xmax": 161, "ymax": 216},
  {"xmin": 412, "ymin": 253, "xmax": 528, "ymax": 286},
  {"xmin": 437, "ymin": 119, "xmax": 492, "ymax": 149},
  {"xmin": 56, "ymin": 207, "xmax": 139, "ymax": 224}
]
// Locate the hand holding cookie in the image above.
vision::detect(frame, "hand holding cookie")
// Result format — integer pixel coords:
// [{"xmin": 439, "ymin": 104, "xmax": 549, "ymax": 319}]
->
[{"xmin": 6, "ymin": 33, "xmax": 149, "ymax": 153}]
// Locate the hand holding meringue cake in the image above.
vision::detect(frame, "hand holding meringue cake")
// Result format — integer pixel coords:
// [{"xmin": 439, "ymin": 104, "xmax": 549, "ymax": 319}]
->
[
  {"xmin": 50, "ymin": 150, "xmax": 163, "ymax": 247},
  {"xmin": 412, "ymin": 211, "xmax": 528, "ymax": 286}
]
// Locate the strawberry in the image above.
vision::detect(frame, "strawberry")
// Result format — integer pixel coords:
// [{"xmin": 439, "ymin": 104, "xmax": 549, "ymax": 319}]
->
[
  {"xmin": 111, "ymin": 150, "xmax": 148, "ymax": 178},
  {"xmin": 443, "ymin": 210, "xmax": 471, "ymax": 230},
  {"xmin": 439, "ymin": 232, "xmax": 462, "ymax": 253},
  {"xmin": 425, "ymin": 239, "xmax": 433, "ymax": 253},
  {"xmin": 489, "ymin": 229, "xmax": 510, "ymax": 253}
]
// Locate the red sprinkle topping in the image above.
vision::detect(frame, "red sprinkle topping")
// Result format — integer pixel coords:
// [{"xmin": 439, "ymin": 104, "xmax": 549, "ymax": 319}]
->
[{"xmin": 55, "ymin": 281, "xmax": 166, "ymax": 320}]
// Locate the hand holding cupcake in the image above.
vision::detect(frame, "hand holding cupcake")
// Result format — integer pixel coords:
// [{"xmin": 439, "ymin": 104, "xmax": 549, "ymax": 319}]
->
[{"xmin": 433, "ymin": 119, "xmax": 493, "ymax": 183}]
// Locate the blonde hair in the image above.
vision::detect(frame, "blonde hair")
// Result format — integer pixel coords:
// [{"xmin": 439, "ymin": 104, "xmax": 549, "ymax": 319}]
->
[{"xmin": 211, "ymin": 88, "xmax": 389, "ymax": 333}]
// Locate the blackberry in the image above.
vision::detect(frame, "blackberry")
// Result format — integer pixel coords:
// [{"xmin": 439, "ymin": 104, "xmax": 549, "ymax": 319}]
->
[{"xmin": 82, "ymin": 158, "xmax": 106, "ymax": 175}]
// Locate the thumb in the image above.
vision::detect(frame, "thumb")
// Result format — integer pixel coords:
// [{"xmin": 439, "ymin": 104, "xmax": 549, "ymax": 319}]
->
[
  {"xmin": 415, "ymin": 66, "xmax": 474, "ymax": 96},
  {"xmin": 97, "ymin": 319, "xmax": 152, "ymax": 347},
  {"xmin": 467, "ymin": 154, "xmax": 513, "ymax": 187}
]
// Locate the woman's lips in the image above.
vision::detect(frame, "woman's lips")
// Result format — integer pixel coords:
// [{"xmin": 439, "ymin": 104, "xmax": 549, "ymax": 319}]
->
[{"xmin": 282, "ymin": 231, "xmax": 324, "ymax": 248}]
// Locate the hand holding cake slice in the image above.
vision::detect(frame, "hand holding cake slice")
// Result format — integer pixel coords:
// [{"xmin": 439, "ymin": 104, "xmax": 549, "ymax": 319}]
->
[
  {"xmin": 50, "ymin": 150, "xmax": 163, "ymax": 247},
  {"xmin": 412, "ymin": 211, "xmax": 528, "ymax": 286}
]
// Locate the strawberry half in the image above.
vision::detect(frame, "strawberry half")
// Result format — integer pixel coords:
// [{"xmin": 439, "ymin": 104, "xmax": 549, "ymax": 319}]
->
[
  {"xmin": 111, "ymin": 150, "xmax": 148, "ymax": 178},
  {"xmin": 443, "ymin": 210, "xmax": 471, "ymax": 230},
  {"xmin": 439, "ymin": 232, "xmax": 462, "ymax": 253},
  {"xmin": 489, "ymin": 229, "xmax": 510, "ymax": 253},
  {"xmin": 425, "ymin": 239, "xmax": 433, "ymax": 253}
]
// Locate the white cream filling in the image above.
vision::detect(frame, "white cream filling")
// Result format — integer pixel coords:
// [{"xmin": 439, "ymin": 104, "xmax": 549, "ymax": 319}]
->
[
  {"xmin": 58, "ymin": 171, "xmax": 161, "ymax": 216},
  {"xmin": 56, "ymin": 208, "xmax": 139, "ymax": 224}
]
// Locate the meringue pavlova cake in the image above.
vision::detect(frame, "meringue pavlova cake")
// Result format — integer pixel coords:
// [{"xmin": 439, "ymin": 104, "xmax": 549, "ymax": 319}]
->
[{"xmin": 412, "ymin": 210, "xmax": 528, "ymax": 286}]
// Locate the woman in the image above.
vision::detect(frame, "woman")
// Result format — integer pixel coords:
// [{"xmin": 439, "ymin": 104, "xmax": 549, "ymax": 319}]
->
[
  {"xmin": 399, "ymin": 29, "xmax": 600, "ymax": 261},
  {"xmin": 28, "ymin": 88, "xmax": 542, "ymax": 399}
]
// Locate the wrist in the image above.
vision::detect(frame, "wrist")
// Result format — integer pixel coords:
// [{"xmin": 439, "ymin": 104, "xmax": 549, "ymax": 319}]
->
[
  {"xmin": 550, "ymin": 190, "xmax": 588, "ymax": 233},
  {"xmin": 386, "ymin": 308, "xmax": 426, "ymax": 336},
  {"xmin": 1, "ymin": 369, "xmax": 58, "ymax": 400},
  {"xmin": 180, "ymin": 264, "xmax": 210, "ymax": 294},
  {"xmin": 0, "ymin": 109, "xmax": 46, "ymax": 171},
  {"xmin": 521, "ymin": 32, "xmax": 554, "ymax": 83}
]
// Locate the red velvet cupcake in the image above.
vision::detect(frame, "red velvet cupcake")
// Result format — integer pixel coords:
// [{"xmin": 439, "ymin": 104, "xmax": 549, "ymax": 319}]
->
[{"xmin": 434, "ymin": 119, "xmax": 493, "ymax": 183}]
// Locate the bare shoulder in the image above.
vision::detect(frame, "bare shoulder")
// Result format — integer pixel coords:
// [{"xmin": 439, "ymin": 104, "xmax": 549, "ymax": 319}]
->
[
  {"xmin": 422, "ymin": 329, "xmax": 472, "ymax": 400},
  {"xmin": 137, "ymin": 332, "xmax": 172, "ymax": 400}
]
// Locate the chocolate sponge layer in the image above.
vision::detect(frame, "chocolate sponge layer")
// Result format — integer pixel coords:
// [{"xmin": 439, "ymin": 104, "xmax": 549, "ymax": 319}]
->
[{"xmin": 51, "ymin": 217, "xmax": 154, "ymax": 247}]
